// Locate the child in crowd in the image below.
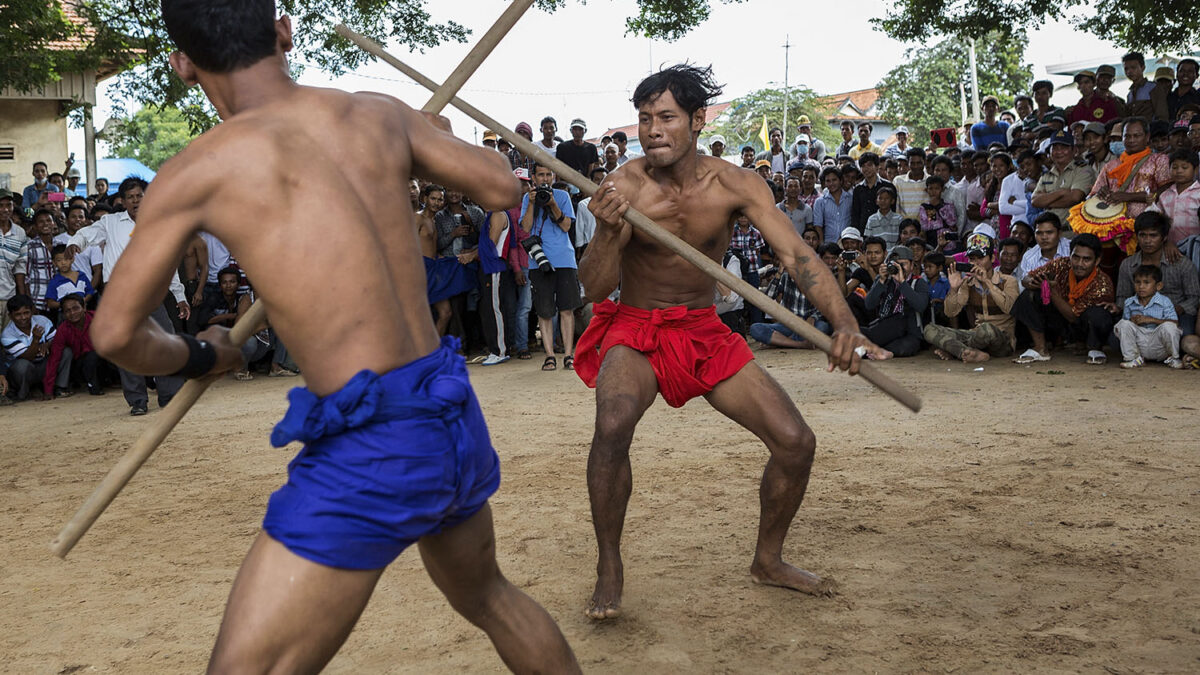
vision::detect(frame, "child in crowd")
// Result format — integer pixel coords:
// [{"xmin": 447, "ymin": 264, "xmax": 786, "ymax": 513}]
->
[
  {"xmin": 905, "ymin": 236, "xmax": 929, "ymax": 273},
  {"xmin": 865, "ymin": 185, "xmax": 902, "ymax": 249},
  {"xmin": 923, "ymin": 252, "xmax": 950, "ymax": 326},
  {"xmin": 898, "ymin": 218, "xmax": 921, "ymax": 248},
  {"xmin": 920, "ymin": 176, "xmax": 958, "ymax": 244},
  {"xmin": 1115, "ymin": 265, "xmax": 1184, "ymax": 368},
  {"xmin": 45, "ymin": 244, "xmax": 94, "ymax": 312},
  {"xmin": 1148, "ymin": 149, "xmax": 1200, "ymax": 244}
]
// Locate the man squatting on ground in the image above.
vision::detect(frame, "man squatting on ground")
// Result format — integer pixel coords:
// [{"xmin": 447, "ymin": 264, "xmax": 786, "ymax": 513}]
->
[
  {"xmin": 89, "ymin": 1, "xmax": 579, "ymax": 672},
  {"xmin": 574, "ymin": 65, "xmax": 884, "ymax": 620}
]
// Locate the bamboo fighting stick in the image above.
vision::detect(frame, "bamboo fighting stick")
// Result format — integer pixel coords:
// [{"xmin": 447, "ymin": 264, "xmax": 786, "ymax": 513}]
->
[
  {"xmin": 335, "ymin": 25, "xmax": 923, "ymax": 413},
  {"xmin": 50, "ymin": 0, "xmax": 538, "ymax": 560}
]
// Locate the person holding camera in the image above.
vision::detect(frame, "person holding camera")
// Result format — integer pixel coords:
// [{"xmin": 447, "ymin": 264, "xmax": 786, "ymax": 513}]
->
[
  {"xmin": 923, "ymin": 232, "xmax": 1019, "ymax": 362},
  {"xmin": 861, "ymin": 245, "xmax": 928, "ymax": 358},
  {"xmin": 520, "ymin": 165, "xmax": 580, "ymax": 371}
]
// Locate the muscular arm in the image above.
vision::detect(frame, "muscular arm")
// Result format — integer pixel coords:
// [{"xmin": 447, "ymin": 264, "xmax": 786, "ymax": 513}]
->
[
  {"xmin": 578, "ymin": 178, "xmax": 634, "ymax": 301},
  {"xmin": 400, "ymin": 102, "xmax": 521, "ymax": 211}
]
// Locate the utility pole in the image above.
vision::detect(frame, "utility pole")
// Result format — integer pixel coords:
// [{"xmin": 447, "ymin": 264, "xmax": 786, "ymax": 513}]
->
[
  {"xmin": 959, "ymin": 81, "xmax": 968, "ymax": 125},
  {"xmin": 968, "ymin": 38, "xmax": 981, "ymax": 121},
  {"xmin": 782, "ymin": 35, "xmax": 791, "ymax": 146}
]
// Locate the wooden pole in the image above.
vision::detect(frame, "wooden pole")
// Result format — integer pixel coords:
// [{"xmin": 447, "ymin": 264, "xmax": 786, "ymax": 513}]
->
[
  {"xmin": 51, "ymin": 1, "xmax": 537, "ymax": 559},
  {"xmin": 335, "ymin": 26, "xmax": 923, "ymax": 413}
]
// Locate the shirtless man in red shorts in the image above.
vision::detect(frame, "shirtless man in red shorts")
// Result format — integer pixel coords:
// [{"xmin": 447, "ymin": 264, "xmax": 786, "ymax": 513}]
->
[
  {"xmin": 89, "ymin": 1, "xmax": 578, "ymax": 671},
  {"xmin": 576, "ymin": 64, "xmax": 882, "ymax": 620}
]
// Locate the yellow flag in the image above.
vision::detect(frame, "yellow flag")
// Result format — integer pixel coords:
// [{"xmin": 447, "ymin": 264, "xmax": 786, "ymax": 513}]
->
[{"xmin": 758, "ymin": 115, "xmax": 770, "ymax": 153}]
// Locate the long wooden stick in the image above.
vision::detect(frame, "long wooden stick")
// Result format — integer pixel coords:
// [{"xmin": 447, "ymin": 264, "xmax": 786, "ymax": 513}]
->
[
  {"xmin": 51, "ymin": 1, "xmax": 537, "ymax": 560},
  {"xmin": 336, "ymin": 26, "xmax": 923, "ymax": 413}
]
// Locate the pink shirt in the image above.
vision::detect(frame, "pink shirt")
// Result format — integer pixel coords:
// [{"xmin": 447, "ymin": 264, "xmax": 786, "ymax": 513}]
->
[{"xmin": 1148, "ymin": 180, "xmax": 1200, "ymax": 244}]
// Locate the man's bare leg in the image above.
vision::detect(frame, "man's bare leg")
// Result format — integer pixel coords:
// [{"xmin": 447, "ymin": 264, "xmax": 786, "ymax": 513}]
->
[
  {"xmin": 586, "ymin": 346, "xmax": 658, "ymax": 620},
  {"xmin": 434, "ymin": 300, "xmax": 452, "ymax": 335},
  {"xmin": 418, "ymin": 504, "xmax": 580, "ymax": 673},
  {"xmin": 208, "ymin": 533, "xmax": 384, "ymax": 673},
  {"xmin": 559, "ymin": 309, "xmax": 576, "ymax": 358},
  {"xmin": 704, "ymin": 362, "xmax": 835, "ymax": 596}
]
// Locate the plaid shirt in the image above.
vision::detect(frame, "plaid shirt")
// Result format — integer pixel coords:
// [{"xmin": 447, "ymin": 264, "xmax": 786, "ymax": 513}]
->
[
  {"xmin": 508, "ymin": 148, "xmax": 537, "ymax": 174},
  {"xmin": 729, "ymin": 225, "xmax": 765, "ymax": 267},
  {"xmin": 1025, "ymin": 257, "xmax": 1115, "ymax": 316},
  {"xmin": 25, "ymin": 237, "xmax": 54, "ymax": 311},
  {"xmin": 765, "ymin": 271, "xmax": 817, "ymax": 319},
  {"xmin": 1148, "ymin": 180, "xmax": 1200, "ymax": 244}
]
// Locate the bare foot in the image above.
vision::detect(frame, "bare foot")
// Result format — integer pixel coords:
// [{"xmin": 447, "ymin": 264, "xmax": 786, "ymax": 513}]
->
[
  {"xmin": 932, "ymin": 348, "xmax": 952, "ymax": 361},
  {"xmin": 868, "ymin": 348, "xmax": 893, "ymax": 361},
  {"xmin": 750, "ymin": 560, "xmax": 838, "ymax": 597},
  {"xmin": 960, "ymin": 348, "xmax": 990, "ymax": 363},
  {"xmin": 585, "ymin": 567, "xmax": 623, "ymax": 620}
]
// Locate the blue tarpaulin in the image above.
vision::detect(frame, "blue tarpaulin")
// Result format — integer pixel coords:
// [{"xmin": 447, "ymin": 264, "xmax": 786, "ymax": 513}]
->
[{"xmin": 86, "ymin": 159, "xmax": 157, "ymax": 195}]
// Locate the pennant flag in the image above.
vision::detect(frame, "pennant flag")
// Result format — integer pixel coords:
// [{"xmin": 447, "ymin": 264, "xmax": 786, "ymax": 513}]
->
[{"xmin": 758, "ymin": 115, "xmax": 770, "ymax": 153}]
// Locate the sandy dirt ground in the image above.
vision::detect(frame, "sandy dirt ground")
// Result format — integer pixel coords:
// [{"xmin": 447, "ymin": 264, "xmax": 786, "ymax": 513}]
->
[{"xmin": 2, "ymin": 347, "xmax": 1198, "ymax": 674}]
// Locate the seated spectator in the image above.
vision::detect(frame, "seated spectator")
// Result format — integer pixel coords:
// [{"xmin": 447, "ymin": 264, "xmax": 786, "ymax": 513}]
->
[
  {"xmin": 919, "ymin": 176, "xmax": 957, "ymax": 244},
  {"xmin": 1115, "ymin": 265, "xmax": 1184, "ymax": 368},
  {"xmin": 1011, "ymin": 233, "xmax": 1116, "ymax": 364},
  {"xmin": 814, "ymin": 166, "xmax": 851, "ymax": 243},
  {"xmin": 924, "ymin": 233, "xmax": 1019, "ymax": 362},
  {"xmin": 749, "ymin": 244, "xmax": 838, "ymax": 348},
  {"xmin": 53, "ymin": 204, "xmax": 103, "ymax": 286},
  {"xmin": 1031, "ymin": 131, "xmax": 1094, "ymax": 229},
  {"xmin": 864, "ymin": 185, "xmax": 902, "ymax": 249},
  {"xmin": 997, "ymin": 237, "xmax": 1027, "ymax": 285},
  {"xmin": 1019, "ymin": 212, "xmax": 1072, "ymax": 284},
  {"xmin": 716, "ymin": 248, "xmax": 745, "ymax": 336},
  {"xmin": 1146, "ymin": 149, "xmax": 1200, "ymax": 243},
  {"xmin": 862, "ymin": 245, "xmax": 928, "ymax": 358},
  {"xmin": 842, "ymin": 234, "xmax": 885, "ymax": 325},
  {"xmin": 1011, "ymin": 220, "xmax": 1035, "ymax": 251},
  {"xmin": 1089, "ymin": 117, "xmax": 1169, "ymax": 226},
  {"xmin": 2, "ymin": 294, "xmax": 70, "ymax": 400},
  {"xmin": 922, "ymin": 251, "xmax": 950, "ymax": 326},
  {"xmin": 43, "ymin": 293, "xmax": 104, "ymax": 395},
  {"xmin": 1114, "ymin": 211, "xmax": 1199, "ymax": 336},
  {"xmin": 45, "ymin": 245, "xmax": 94, "ymax": 311}
]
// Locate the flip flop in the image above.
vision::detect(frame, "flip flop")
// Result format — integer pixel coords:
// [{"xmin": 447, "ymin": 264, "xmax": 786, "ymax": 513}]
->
[
  {"xmin": 1013, "ymin": 349, "xmax": 1050, "ymax": 364},
  {"xmin": 1086, "ymin": 351, "xmax": 1107, "ymax": 365},
  {"xmin": 516, "ymin": 350, "xmax": 532, "ymax": 360},
  {"xmin": 541, "ymin": 357, "xmax": 557, "ymax": 371},
  {"xmin": 563, "ymin": 355, "xmax": 575, "ymax": 371}
]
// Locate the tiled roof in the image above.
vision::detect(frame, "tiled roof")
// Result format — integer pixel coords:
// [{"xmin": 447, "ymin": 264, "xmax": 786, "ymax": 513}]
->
[{"xmin": 44, "ymin": 1, "xmax": 94, "ymax": 52}]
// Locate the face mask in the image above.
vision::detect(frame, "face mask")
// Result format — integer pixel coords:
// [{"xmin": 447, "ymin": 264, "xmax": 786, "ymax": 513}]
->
[
  {"xmin": 1110, "ymin": 141, "xmax": 1125, "ymax": 156},
  {"xmin": 796, "ymin": 144, "xmax": 809, "ymax": 156}
]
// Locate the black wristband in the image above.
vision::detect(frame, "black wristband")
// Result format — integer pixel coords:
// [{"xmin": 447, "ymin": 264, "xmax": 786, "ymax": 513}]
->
[{"xmin": 171, "ymin": 334, "xmax": 218, "ymax": 379}]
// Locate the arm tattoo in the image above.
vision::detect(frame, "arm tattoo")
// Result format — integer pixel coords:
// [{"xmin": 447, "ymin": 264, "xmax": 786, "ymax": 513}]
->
[{"xmin": 793, "ymin": 255, "xmax": 819, "ymax": 290}]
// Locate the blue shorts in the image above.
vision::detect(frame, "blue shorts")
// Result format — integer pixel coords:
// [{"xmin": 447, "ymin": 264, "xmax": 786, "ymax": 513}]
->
[
  {"xmin": 263, "ymin": 337, "xmax": 500, "ymax": 570},
  {"xmin": 425, "ymin": 256, "xmax": 477, "ymax": 305}
]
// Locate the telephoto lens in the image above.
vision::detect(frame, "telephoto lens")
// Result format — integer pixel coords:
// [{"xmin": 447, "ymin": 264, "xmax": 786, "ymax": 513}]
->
[{"xmin": 521, "ymin": 235, "xmax": 555, "ymax": 272}]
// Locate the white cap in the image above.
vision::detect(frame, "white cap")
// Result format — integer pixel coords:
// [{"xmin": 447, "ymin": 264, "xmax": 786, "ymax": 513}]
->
[
  {"xmin": 709, "ymin": 134, "xmax": 727, "ymax": 147},
  {"xmin": 66, "ymin": 166, "xmax": 82, "ymax": 178},
  {"xmin": 972, "ymin": 223, "xmax": 997, "ymax": 239},
  {"xmin": 896, "ymin": 126, "xmax": 909, "ymax": 135},
  {"xmin": 839, "ymin": 227, "xmax": 864, "ymax": 242}
]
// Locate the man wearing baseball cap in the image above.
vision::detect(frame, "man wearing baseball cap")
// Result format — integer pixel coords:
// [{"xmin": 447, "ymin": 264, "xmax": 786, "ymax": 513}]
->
[
  {"xmin": 1068, "ymin": 69, "xmax": 1120, "ymax": 125},
  {"xmin": 1094, "ymin": 64, "xmax": 1128, "ymax": 117},
  {"xmin": 924, "ymin": 232, "xmax": 1019, "ymax": 363},
  {"xmin": 1081, "ymin": 121, "xmax": 1111, "ymax": 174},
  {"xmin": 791, "ymin": 115, "xmax": 826, "ymax": 162},
  {"xmin": 708, "ymin": 134, "xmax": 726, "ymax": 158},
  {"xmin": 885, "ymin": 126, "xmax": 911, "ymax": 159},
  {"xmin": 1032, "ymin": 131, "xmax": 1095, "ymax": 226},
  {"xmin": 556, "ymin": 118, "xmax": 600, "ymax": 177}
]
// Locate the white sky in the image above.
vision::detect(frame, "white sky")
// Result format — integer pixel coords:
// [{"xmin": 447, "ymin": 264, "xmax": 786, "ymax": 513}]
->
[{"xmin": 70, "ymin": 0, "xmax": 1124, "ymax": 157}]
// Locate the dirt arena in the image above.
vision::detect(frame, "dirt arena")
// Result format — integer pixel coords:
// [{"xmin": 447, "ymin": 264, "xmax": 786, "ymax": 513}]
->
[{"xmin": 3, "ymin": 347, "xmax": 1198, "ymax": 673}]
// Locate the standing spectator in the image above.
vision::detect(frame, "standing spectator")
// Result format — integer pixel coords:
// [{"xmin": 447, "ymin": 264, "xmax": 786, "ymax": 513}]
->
[
  {"xmin": 924, "ymin": 233, "xmax": 1019, "ymax": 362},
  {"xmin": 1123, "ymin": 52, "xmax": 1157, "ymax": 120},
  {"xmin": 24, "ymin": 209, "xmax": 55, "ymax": 313},
  {"xmin": 1031, "ymin": 131, "xmax": 1094, "ymax": 228},
  {"xmin": 21, "ymin": 162, "xmax": 61, "ymax": 211},
  {"xmin": 848, "ymin": 122, "xmax": 883, "ymax": 160},
  {"xmin": 999, "ymin": 151, "xmax": 1035, "ymax": 235},
  {"xmin": 1094, "ymin": 65, "xmax": 1128, "ymax": 118},
  {"xmin": 813, "ymin": 166, "xmax": 851, "ymax": 243},
  {"xmin": 792, "ymin": 116, "xmax": 826, "ymax": 161},
  {"xmin": 0, "ymin": 190, "xmax": 29, "ymax": 329},
  {"xmin": 707, "ymin": 134, "xmax": 727, "ymax": 159},
  {"xmin": 520, "ymin": 165, "xmax": 578, "ymax": 372},
  {"xmin": 850, "ymin": 152, "xmax": 893, "ymax": 232},
  {"xmin": 798, "ymin": 165, "xmax": 821, "ymax": 208},
  {"xmin": 928, "ymin": 155, "xmax": 966, "ymax": 234},
  {"xmin": 197, "ymin": 230, "xmax": 232, "ymax": 307},
  {"xmin": 1008, "ymin": 97, "xmax": 1034, "ymax": 144},
  {"xmin": 481, "ymin": 130, "xmax": 498, "ymax": 150},
  {"xmin": 2, "ymin": 294, "xmax": 70, "ymax": 400},
  {"xmin": 864, "ymin": 185, "xmax": 902, "ymax": 249},
  {"xmin": 893, "ymin": 148, "xmax": 928, "ymax": 219},
  {"xmin": 1114, "ymin": 211, "xmax": 1199, "ymax": 337},
  {"xmin": 88, "ymin": 178, "xmax": 110, "ymax": 204},
  {"xmin": 971, "ymin": 96, "xmax": 1010, "ymax": 150},
  {"xmin": 980, "ymin": 152, "xmax": 1015, "ymax": 237},
  {"xmin": 1150, "ymin": 68, "xmax": 1175, "ymax": 123},
  {"xmin": 1090, "ymin": 118, "xmax": 1170, "ymax": 223},
  {"xmin": 1026, "ymin": 80, "xmax": 1065, "ymax": 127},
  {"xmin": 1081, "ymin": 121, "xmax": 1112, "ymax": 174},
  {"xmin": 1019, "ymin": 212, "xmax": 1073, "ymax": 283},
  {"xmin": 885, "ymin": 126, "xmax": 911, "ymax": 159},
  {"xmin": 862, "ymin": 245, "xmax": 928, "ymax": 358},
  {"xmin": 612, "ymin": 131, "xmax": 637, "ymax": 165},
  {"xmin": 1147, "ymin": 149, "xmax": 1200, "ymax": 243},
  {"xmin": 65, "ymin": 166, "xmax": 83, "ymax": 197},
  {"xmin": 600, "ymin": 144, "xmax": 620, "ymax": 173},
  {"xmin": 536, "ymin": 116, "xmax": 559, "ymax": 153},
  {"xmin": 1011, "ymin": 234, "xmax": 1116, "ymax": 364},
  {"xmin": 43, "ymin": 293, "xmax": 104, "ymax": 395},
  {"xmin": 756, "ymin": 127, "xmax": 788, "ymax": 174},
  {"xmin": 1114, "ymin": 265, "xmax": 1184, "ymax": 368},
  {"xmin": 1169, "ymin": 59, "xmax": 1200, "ymax": 121},
  {"xmin": 508, "ymin": 121, "xmax": 538, "ymax": 173},
  {"xmin": 1068, "ymin": 70, "xmax": 1120, "ymax": 125},
  {"xmin": 67, "ymin": 177, "xmax": 190, "ymax": 415},
  {"xmin": 777, "ymin": 178, "xmax": 813, "ymax": 235},
  {"xmin": 919, "ymin": 176, "xmax": 957, "ymax": 244},
  {"xmin": 575, "ymin": 167, "xmax": 608, "ymax": 255},
  {"xmin": 556, "ymin": 119, "xmax": 600, "ymax": 177},
  {"xmin": 507, "ymin": 169, "xmax": 534, "ymax": 360},
  {"xmin": 435, "ymin": 189, "xmax": 484, "ymax": 257},
  {"xmin": 44, "ymin": 245, "xmax": 94, "ymax": 311},
  {"xmin": 739, "ymin": 145, "xmax": 756, "ymax": 169},
  {"xmin": 477, "ymin": 204, "xmax": 517, "ymax": 366},
  {"xmin": 834, "ymin": 120, "xmax": 855, "ymax": 157}
]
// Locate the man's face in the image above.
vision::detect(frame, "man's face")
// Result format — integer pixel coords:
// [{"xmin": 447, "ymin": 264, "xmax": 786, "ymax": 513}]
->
[
  {"xmin": 605, "ymin": 146, "xmax": 618, "ymax": 164},
  {"xmin": 842, "ymin": 238, "xmax": 861, "ymax": 252},
  {"xmin": 900, "ymin": 224, "xmax": 920, "ymax": 241},
  {"xmin": 1177, "ymin": 62, "xmax": 1198, "ymax": 88},
  {"xmin": 820, "ymin": 251, "xmax": 838, "ymax": 269},
  {"xmin": 446, "ymin": 190, "xmax": 464, "ymax": 206},
  {"xmin": 541, "ymin": 121, "xmax": 555, "ymax": 140},
  {"xmin": 1050, "ymin": 143, "xmax": 1073, "ymax": 167},
  {"xmin": 769, "ymin": 130, "xmax": 783, "ymax": 150},
  {"xmin": 425, "ymin": 189, "xmax": 445, "ymax": 212},
  {"xmin": 1034, "ymin": 87, "xmax": 1051, "ymax": 108},
  {"xmin": 1016, "ymin": 99, "xmax": 1033, "ymax": 119},
  {"xmin": 802, "ymin": 228, "xmax": 819, "ymax": 248},
  {"xmin": 615, "ymin": 136, "xmax": 627, "ymax": 151},
  {"xmin": 896, "ymin": 132, "xmax": 908, "ymax": 147},
  {"xmin": 861, "ymin": 160, "xmax": 878, "ymax": 181},
  {"xmin": 841, "ymin": 170, "xmax": 859, "ymax": 188},
  {"xmin": 983, "ymin": 101, "xmax": 998, "ymax": 117},
  {"xmin": 637, "ymin": 90, "xmax": 704, "ymax": 169},
  {"xmin": 533, "ymin": 166, "xmax": 555, "ymax": 188},
  {"xmin": 710, "ymin": 141, "xmax": 724, "ymax": 157},
  {"xmin": 62, "ymin": 299, "xmax": 85, "ymax": 325},
  {"xmin": 801, "ymin": 168, "xmax": 817, "ymax": 191},
  {"xmin": 823, "ymin": 172, "xmax": 841, "ymax": 192},
  {"xmin": 48, "ymin": 175, "xmax": 64, "ymax": 189},
  {"xmin": 898, "ymin": 158, "xmax": 909, "ymax": 174},
  {"xmin": 408, "ymin": 179, "xmax": 420, "ymax": 204},
  {"xmin": 931, "ymin": 162, "xmax": 951, "ymax": 182},
  {"xmin": 1136, "ymin": 228, "xmax": 1164, "ymax": 255},
  {"xmin": 741, "ymin": 147, "xmax": 755, "ymax": 165},
  {"xmin": 52, "ymin": 252, "xmax": 73, "ymax": 274},
  {"xmin": 1171, "ymin": 158, "xmax": 1197, "ymax": 185},
  {"xmin": 1190, "ymin": 124, "xmax": 1200, "ymax": 151},
  {"xmin": 218, "ymin": 273, "xmax": 239, "ymax": 296},
  {"xmin": 482, "ymin": 139, "xmax": 496, "ymax": 149},
  {"xmin": 1151, "ymin": 134, "xmax": 1170, "ymax": 153},
  {"xmin": 1076, "ymin": 76, "xmax": 1095, "ymax": 97},
  {"xmin": 498, "ymin": 140, "xmax": 512, "ymax": 154},
  {"xmin": 1123, "ymin": 121, "xmax": 1148, "ymax": 154},
  {"xmin": 1123, "ymin": 59, "xmax": 1144, "ymax": 82},
  {"xmin": 32, "ymin": 164, "xmax": 47, "ymax": 183},
  {"xmin": 841, "ymin": 123, "xmax": 853, "ymax": 141},
  {"xmin": 570, "ymin": 125, "xmax": 585, "ymax": 142},
  {"xmin": 864, "ymin": 243, "xmax": 886, "ymax": 267},
  {"xmin": 0, "ymin": 199, "xmax": 12, "ymax": 223},
  {"xmin": 1084, "ymin": 131, "xmax": 1105, "ymax": 154},
  {"xmin": 895, "ymin": 258, "xmax": 913, "ymax": 278},
  {"xmin": 1097, "ymin": 73, "xmax": 1114, "ymax": 92},
  {"xmin": 858, "ymin": 125, "xmax": 871, "ymax": 143},
  {"xmin": 123, "ymin": 185, "xmax": 144, "ymax": 219},
  {"xmin": 909, "ymin": 155, "xmax": 924, "ymax": 176},
  {"xmin": 11, "ymin": 306, "xmax": 32, "ymax": 332},
  {"xmin": 590, "ymin": 170, "xmax": 607, "ymax": 185},
  {"xmin": 1069, "ymin": 245, "xmax": 1099, "ymax": 279},
  {"xmin": 35, "ymin": 214, "xmax": 54, "ymax": 236},
  {"xmin": 756, "ymin": 165, "xmax": 771, "ymax": 179},
  {"xmin": 784, "ymin": 179, "xmax": 800, "ymax": 199},
  {"xmin": 1035, "ymin": 222, "xmax": 1060, "ymax": 251},
  {"xmin": 999, "ymin": 244, "xmax": 1021, "ymax": 273}
]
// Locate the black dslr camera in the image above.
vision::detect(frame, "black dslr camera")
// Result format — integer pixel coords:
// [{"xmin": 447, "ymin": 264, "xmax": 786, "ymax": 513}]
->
[{"xmin": 534, "ymin": 185, "xmax": 554, "ymax": 205}]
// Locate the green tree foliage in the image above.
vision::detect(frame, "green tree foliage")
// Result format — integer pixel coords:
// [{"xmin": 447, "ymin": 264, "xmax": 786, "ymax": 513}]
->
[
  {"xmin": 873, "ymin": 0, "xmax": 1198, "ymax": 55},
  {"xmin": 104, "ymin": 106, "xmax": 199, "ymax": 171},
  {"xmin": 875, "ymin": 31, "xmax": 1032, "ymax": 147},
  {"xmin": 706, "ymin": 86, "xmax": 841, "ymax": 153},
  {"xmin": 5, "ymin": 0, "xmax": 744, "ymax": 132}
]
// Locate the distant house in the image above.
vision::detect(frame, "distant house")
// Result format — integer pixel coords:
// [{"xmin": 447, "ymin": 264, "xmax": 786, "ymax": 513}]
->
[{"xmin": 0, "ymin": 2, "xmax": 131, "ymax": 194}]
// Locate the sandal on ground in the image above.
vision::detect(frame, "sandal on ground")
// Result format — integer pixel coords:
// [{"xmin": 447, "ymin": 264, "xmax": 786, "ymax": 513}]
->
[
  {"xmin": 541, "ymin": 356, "xmax": 557, "ymax": 371},
  {"xmin": 235, "ymin": 370, "xmax": 254, "ymax": 381},
  {"xmin": 268, "ymin": 368, "xmax": 299, "ymax": 377},
  {"xmin": 1012, "ymin": 349, "xmax": 1050, "ymax": 364},
  {"xmin": 563, "ymin": 355, "xmax": 574, "ymax": 371},
  {"xmin": 467, "ymin": 355, "xmax": 487, "ymax": 365},
  {"xmin": 516, "ymin": 350, "xmax": 532, "ymax": 360},
  {"xmin": 1086, "ymin": 350, "xmax": 1107, "ymax": 365}
]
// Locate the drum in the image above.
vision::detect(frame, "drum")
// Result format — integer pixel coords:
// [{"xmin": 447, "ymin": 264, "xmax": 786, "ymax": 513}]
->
[{"xmin": 1067, "ymin": 196, "xmax": 1137, "ymax": 254}]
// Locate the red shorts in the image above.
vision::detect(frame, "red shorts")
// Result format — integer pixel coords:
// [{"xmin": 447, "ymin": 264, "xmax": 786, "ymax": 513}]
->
[{"xmin": 574, "ymin": 300, "xmax": 754, "ymax": 408}]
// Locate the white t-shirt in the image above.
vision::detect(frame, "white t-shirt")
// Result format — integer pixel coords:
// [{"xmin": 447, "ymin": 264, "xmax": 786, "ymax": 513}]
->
[
  {"xmin": 69, "ymin": 211, "xmax": 186, "ymax": 303},
  {"xmin": 714, "ymin": 254, "xmax": 744, "ymax": 314},
  {"xmin": 200, "ymin": 231, "xmax": 232, "ymax": 283}
]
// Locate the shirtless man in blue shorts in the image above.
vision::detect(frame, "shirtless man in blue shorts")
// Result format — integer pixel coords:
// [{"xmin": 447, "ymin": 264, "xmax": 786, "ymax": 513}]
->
[{"xmin": 89, "ymin": 1, "xmax": 579, "ymax": 672}]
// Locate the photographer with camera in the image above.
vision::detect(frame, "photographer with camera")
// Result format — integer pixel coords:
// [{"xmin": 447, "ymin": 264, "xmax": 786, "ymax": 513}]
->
[
  {"xmin": 861, "ymin": 245, "xmax": 929, "ymax": 358},
  {"xmin": 520, "ymin": 165, "xmax": 580, "ymax": 371},
  {"xmin": 923, "ymin": 232, "xmax": 1019, "ymax": 362}
]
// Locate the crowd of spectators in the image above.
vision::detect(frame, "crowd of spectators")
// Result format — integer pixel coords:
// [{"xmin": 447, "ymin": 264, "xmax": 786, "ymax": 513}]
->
[{"xmin": 3, "ymin": 53, "xmax": 1199, "ymax": 411}]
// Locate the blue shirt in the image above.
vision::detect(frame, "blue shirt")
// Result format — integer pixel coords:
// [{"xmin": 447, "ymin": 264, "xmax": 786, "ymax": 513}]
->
[
  {"xmin": 1122, "ymin": 292, "xmax": 1177, "ymax": 322},
  {"xmin": 927, "ymin": 274, "xmax": 950, "ymax": 301},
  {"xmin": 970, "ymin": 121, "xmax": 1010, "ymax": 151},
  {"xmin": 22, "ymin": 182, "xmax": 62, "ymax": 210},
  {"xmin": 46, "ymin": 271, "xmax": 94, "ymax": 304},
  {"xmin": 520, "ymin": 189, "xmax": 577, "ymax": 270},
  {"xmin": 813, "ymin": 189, "xmax": 852, "ymax": 243}
]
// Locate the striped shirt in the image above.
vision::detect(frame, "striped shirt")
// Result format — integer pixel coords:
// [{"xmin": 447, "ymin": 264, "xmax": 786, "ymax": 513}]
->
[
  {"xmin": 0, "ymin": 223, "xmax": 28, "ymax": 300},
  {"xmin": 1147, "ymin": 180, "xmax": 1200, "ymax": 244},
  {"xmin": 2, "ymin": 315, "xmax": 55, "ymax": 360},
  {"xmin": 893, "ymin": 174, "xmax": 928, "ymax": 219},
  {"xmin": 24, "ymin": 238, "xmax": 54, "ymax": 311}
]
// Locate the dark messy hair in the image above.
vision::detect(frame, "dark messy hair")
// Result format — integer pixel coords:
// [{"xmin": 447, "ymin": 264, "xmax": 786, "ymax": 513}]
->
[
  {"xmin": 118, "ymin": 176, "xmax": 149, "ymax": 199},
  {"xmin": 632, "ymin": 64, "xmax": 724, "ymax": 117},
  {"xmin": 162, "ymin": 0, "xmax": 279, "ymax": 73}
]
